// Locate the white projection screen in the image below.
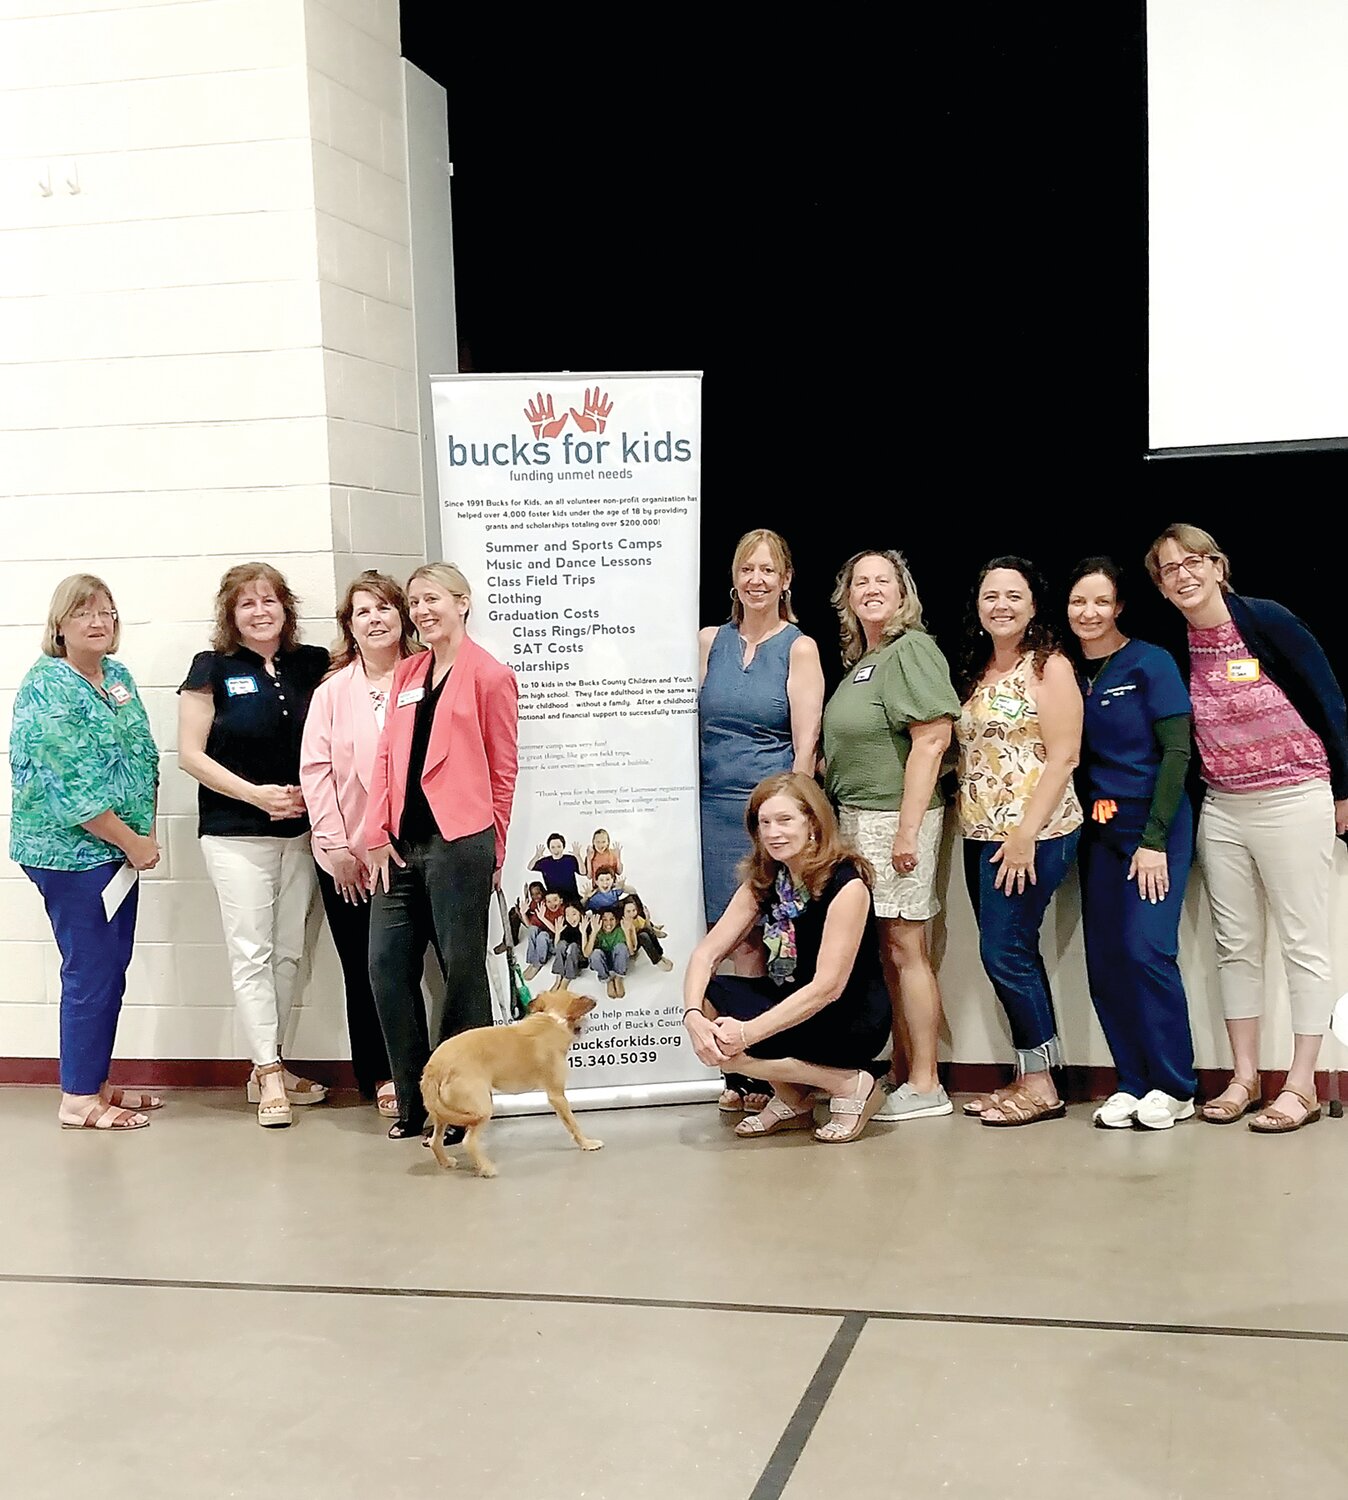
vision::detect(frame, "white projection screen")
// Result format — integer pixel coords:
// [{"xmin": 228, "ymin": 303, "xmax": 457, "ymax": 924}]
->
[{"xmin": 1148, "ymin": 0, "xmax": 1348, "ymax": 454}]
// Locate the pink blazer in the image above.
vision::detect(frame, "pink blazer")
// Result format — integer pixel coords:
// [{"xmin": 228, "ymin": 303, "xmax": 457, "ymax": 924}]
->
[
  {"xmin": 365, "ymin": 637, "xmax": 519, "ymax": 869},
  {"xmin": 300, "ymin": 659, "xmax": 386, "ymax": 874}
]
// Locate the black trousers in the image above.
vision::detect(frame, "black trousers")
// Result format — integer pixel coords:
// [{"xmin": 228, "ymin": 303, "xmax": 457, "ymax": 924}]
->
[
  {"xmin": 315, "ymin": 864, "xmax": 391, "ymax": 1098},
  {"xmin": 633, "ymin": 927, "xmax": 665, "ymax": 964},
  {"xmin": 368, "ymin": 826, "xmax": 495, "ymax": 1124}
]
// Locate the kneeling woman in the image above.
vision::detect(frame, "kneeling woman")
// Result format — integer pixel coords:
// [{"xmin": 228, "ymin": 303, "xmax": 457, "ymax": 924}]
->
[{"xmin": 683, "ymin": 773, "xmax": 891, "ymax": 1143}]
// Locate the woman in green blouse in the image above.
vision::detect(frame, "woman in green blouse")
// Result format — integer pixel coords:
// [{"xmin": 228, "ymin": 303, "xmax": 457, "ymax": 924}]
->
[
  {"xmin": 821, "ymin": 550, "xmax": 962, "ymax": 1123},
  {"xmin": 10, "ymin": 575, "xmax": 162, "ymax": 1131}
]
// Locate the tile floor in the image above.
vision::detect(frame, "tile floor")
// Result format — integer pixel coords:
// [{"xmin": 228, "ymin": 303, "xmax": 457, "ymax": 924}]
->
[{"xmin": 2, "ymin": 1086, "xmax": 1344, "ymax": 1499}]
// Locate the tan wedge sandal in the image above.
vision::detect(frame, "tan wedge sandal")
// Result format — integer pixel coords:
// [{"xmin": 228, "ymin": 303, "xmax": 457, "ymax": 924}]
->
[
  {"xmin": 1200, "ymin": 1075, "xmax": 1261, "ymax": 1124},
  {"xmin": 254, "ymin": 1062, "xmax": 292, "ymax": 1129}
]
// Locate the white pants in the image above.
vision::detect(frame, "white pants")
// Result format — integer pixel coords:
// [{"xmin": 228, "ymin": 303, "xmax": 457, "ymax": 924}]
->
[
  {"xmin": 1197, "ymin": 780, "xmax": 1335, "ymax": 1036},
  {"xmin": 200, "ymin": 834, "xmax": 316, "ymax": 1066}
]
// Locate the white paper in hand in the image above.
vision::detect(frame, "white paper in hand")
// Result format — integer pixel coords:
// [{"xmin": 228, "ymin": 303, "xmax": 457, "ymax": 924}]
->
[{"xmin": 102, "ymin": 863, "xmax": 138, "ymax": 921}]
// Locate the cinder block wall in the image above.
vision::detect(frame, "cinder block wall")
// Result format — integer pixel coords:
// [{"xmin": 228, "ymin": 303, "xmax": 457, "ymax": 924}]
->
[{"xmin": 0, "ymin": 0, "xmax": 434, "ymax": 1066}]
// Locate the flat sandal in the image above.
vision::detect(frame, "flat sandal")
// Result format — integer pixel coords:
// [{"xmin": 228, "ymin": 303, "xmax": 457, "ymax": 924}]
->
[
  {"xmin": 1249, "ymin": 1086, "xmax": 1322, "ymax": 1135},
  {"xmin": 1200, "ymin": 1076, "xmax": 1261, "ymax": 1124},
  {"xmin": 979, "ymin": 1083, "xmax": 1066, "ymax": 1128}
]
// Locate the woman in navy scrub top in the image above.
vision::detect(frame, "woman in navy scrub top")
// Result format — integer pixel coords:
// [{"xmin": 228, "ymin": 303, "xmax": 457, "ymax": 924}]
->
[{"xmin": 1067, "ymin": 558, "xmax": 1197, "ymax": 1131}]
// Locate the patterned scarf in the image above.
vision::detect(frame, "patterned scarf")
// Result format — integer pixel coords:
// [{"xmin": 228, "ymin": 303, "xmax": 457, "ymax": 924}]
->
[{"xmin": 763, "ymin": 867, "xmax": 809, "ymax": 985}]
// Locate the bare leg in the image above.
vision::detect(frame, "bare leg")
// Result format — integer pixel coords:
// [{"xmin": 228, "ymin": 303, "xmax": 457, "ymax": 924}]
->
[
  {"xmin": 879, "ymin": 916, "xmax": 942, "ymax": 1095},
  {"xmin": 1255, "ymin": 1031, "xmax": 1323, "ymax": 1126},
  {"xmin": 546, "ymin": 1090, "xmax": 604, "ymax": 1151},
  {"xmin": 1203, "ymin": 1016, "xmax": 1262, "ymax": 1118},
  {"xmin": 737, "ymin": 1052, "xmax": 871, "ymax": 1099}
]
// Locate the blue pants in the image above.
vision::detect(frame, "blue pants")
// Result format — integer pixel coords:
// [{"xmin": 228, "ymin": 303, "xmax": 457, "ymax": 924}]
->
[
  {"xmin": 552, "ymin": 939, "xmax": 582, "ymax": 982},
  {"xmin": 526, "ymin": 928, "xmax": 553, "ymax": 966},
  {"xmin": 1079, "ymin": 802, "xmax": 1197, "ymax": 1100},
  {"xmin": 25, "ymin": 862, "xmax": 139, "ymax": 1095},
  {"xmin": 963, "ymin": 832, "xmax": 1079, "ymax": 1072},
  {"xmin": 589, "ymin": 943, "xmax": 629, "ymax": 980}
]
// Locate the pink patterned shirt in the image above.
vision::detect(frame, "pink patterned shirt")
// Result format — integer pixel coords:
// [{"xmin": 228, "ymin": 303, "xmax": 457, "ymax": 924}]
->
[{"xmin": 1188, "ymin": 619, "xmax": 1331, "ymax": 792}]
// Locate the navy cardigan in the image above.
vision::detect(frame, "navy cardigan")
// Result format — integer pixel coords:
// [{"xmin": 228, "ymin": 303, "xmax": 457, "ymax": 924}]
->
[{"xmin": 1174, "ymin": 593, "xmax": 1348, "ymax": 801}]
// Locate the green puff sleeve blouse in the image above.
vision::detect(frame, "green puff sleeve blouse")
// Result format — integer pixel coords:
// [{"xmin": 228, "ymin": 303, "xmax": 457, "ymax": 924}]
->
[{"xmin": 9, "ymin": 655, "xmax": 159, "ymax": 871}]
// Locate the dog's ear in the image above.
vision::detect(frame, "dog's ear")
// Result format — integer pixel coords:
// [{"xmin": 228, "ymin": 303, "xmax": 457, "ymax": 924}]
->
[{"xmin": 564, "ymin": 993, "xmax": 597, "ymax": 1019}]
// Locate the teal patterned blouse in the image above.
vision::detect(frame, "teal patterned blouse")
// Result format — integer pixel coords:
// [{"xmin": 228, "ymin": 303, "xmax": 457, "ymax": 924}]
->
[{"xmin": 9, "ymin": 655, "xmax": 159, "ymax": 871}]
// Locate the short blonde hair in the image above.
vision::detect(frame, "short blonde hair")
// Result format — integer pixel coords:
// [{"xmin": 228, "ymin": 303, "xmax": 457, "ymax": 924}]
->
[
  {"xmin": 408, "ymin": 562, "xmax": 472, "ymax": 620},
  {"xmin": 831, "ymin": 549, "xmax": 926, "ymax": 667},
  {"xmin": 1145, "ymin": 523, "xmax": 1232, "ymax": 590},
  {"xmin": 729, "ymin": 529, "xmax": 797, "ymax": 623},
  {"xmin": 44, "ymin": 573, "xmax": 120, "ymax": 658},
  {"xmin": 212, "ymin": 563, "xmax": 301, "ymax": 654}
]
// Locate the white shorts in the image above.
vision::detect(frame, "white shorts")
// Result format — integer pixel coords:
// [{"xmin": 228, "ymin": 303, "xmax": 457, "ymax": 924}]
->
[{"xmin": 838, "ymin": 804, "xmax": 944, "ymax": 921}]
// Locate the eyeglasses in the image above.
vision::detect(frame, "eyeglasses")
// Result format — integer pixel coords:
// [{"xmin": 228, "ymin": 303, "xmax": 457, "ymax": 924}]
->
[
  {"xmin": 69, "ymin": 608, "xmax": 118, "ymax": 623},
  {"xmin": 1157, "ymin": 556, "xmax": 1209, "ymax": 584}
]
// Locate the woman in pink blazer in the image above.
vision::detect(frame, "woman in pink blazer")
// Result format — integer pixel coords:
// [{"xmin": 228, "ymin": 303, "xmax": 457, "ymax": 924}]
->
[
  {"xmin": 365, "ymin": 563, "xmax": 520, "ymax": 1139},
  {"xmin": 300, "ymin": 572, "xmax": 423, "ymax": 1114}
]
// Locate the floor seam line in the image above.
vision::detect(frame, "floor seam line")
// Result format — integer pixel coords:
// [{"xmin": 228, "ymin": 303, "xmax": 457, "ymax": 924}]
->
[{"xmin": 1, "ymin": 1273, "xmax": 1344, "ymax": 1344}]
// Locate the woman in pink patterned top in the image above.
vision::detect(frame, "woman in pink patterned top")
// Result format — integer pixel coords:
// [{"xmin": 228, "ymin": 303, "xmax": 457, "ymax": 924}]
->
[{"xmin": 1149, "ymin": 523, "xmax": 1348, "ymax": 1135}]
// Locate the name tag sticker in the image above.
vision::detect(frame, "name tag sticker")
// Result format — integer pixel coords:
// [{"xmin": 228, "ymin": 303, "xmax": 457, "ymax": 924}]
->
[
  {"xmin": 991, "ymin": 694, "xmax": 1027, "ymax": 720},
  {"xmin": 1104, "ymin": 684, "xmax": 1137, "ymax": 696},
  {"xmin": 396, "ymin": 687, "xmax": 425, "ymax": 708},
  {"xmin": 107, "ymin": 682, "xmax": 132, "ymax": 706},
  {"xmin": 225, "ymin": 676, "xmax": 258, "ymax": 697},
  {"xmin": 852, "ymin": 665, "xmax": 876, "ymax": 683},
  {"xmin": 1227, "ymin": 658, "xmax": 1260, "ymax": 683}
]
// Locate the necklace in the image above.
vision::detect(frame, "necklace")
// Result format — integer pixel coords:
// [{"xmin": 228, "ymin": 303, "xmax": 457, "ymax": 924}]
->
[{"xmin": 1084, "ymin": 649, "xmax": 1120, "ymax": 693}]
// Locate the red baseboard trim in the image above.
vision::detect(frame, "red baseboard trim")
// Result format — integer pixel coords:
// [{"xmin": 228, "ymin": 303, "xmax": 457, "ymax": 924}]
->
[{"xmin": 0, "ymin": 1058, "xmax": 1337, "ymax": 1101}]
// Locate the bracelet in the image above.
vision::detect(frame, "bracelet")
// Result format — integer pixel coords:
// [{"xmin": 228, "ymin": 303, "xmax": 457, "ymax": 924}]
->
[{"xmin": 682, "ymin": 1008, "xmax": 702, "ymax": 1022}]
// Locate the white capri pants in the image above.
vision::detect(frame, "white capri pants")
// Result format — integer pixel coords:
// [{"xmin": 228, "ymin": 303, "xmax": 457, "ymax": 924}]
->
[
  {"xmin": 1196, "ymin": 780, "xmax": 1335, "ymax": 1036},
  {"xmin": 200, "ymin": 833, "xmax": 316, "ymax": 1066}
]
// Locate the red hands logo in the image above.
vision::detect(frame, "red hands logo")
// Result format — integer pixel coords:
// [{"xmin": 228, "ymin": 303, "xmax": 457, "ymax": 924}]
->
[
  {"xmin": 523, "ymin": 388, "xmax": 615, "ymax": 439},
  {"xmin": 569, "ymin": 387, "xmax": 614, "ymax": 434},
  {"xmin": 524, "ymin": 391, "xmax": 568, "ymax": 439}
]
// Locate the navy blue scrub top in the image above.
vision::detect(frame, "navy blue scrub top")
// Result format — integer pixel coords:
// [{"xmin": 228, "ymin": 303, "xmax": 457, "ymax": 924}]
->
[
  {"xmin": 179, "ymin": 644, "xmax": 329, "ymax": 838},
  {"xmin": 1078, "ymin": 639, "xmax": 1190, "ymax": 804}
]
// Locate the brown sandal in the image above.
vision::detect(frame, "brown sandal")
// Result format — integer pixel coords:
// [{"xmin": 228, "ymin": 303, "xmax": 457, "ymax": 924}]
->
[
  {"xmin": 962, "ymin": 1084, "xmax": 1018, "ymax": 1117},
  {"xmin": 59, "ymin": 1100, "xmax": 149, "ymax": 1131},
  {"xmin": 103, "ymin": 1087, "xmax": 164, "ymax": 1112},
  {"xmin": 1249, "ymin": 1087, "xmax": 1322, "ymax": 1134},
  {"xmin": 979, "ymin": 1083, "xmax": 1066, "ymax": 1128},
  {"xmin": 1200, "ymin": 1075, "xmax": 1261, "ymax": 1124}
]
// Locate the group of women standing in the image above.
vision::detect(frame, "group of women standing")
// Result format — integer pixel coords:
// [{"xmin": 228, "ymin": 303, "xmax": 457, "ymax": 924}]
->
[
  {"xmin": 12, "ymin": 562, "xmax": 518, "ymax": 1136},
  {"xmin": 689, "ymin": 524, "xmax": 1348, "ymax": 1143}
]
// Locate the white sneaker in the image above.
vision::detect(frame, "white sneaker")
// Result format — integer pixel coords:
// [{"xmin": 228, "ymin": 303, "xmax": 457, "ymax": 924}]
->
[
  {"xmin": 1092, "ymin": 1091, "xmax": 1141, "ymax": 1129},
  {"xmin": 1134, "ymin": 1090, "xmax": 1195, "ymax": 1131},
  {"xmin": 873, "ymin": 1081, "xmax": 953, "ymax": 1122}
]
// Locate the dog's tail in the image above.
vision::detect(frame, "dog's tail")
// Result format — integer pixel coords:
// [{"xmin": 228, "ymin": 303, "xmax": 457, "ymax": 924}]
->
[{"xmin": 420, "ymin": 1068, "xmax": 488, "ymax": 1129}]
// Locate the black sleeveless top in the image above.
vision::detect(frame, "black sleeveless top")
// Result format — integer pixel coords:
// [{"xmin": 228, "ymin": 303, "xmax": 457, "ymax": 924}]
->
[{"xmin": 758, "ymin": 860, "xmax": 888, "ymax": 1011}]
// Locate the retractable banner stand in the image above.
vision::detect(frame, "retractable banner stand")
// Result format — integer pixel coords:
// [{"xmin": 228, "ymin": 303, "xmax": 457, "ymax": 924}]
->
[{"xmin": 431, "ymin": 371, "xmax": 717, "ymax": 1111}]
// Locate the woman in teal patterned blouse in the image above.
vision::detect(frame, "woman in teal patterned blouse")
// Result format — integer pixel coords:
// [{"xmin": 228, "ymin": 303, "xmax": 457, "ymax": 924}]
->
[{"xmin": 10, "ymin": 575, "xmax": 162, "ymax": 1131}]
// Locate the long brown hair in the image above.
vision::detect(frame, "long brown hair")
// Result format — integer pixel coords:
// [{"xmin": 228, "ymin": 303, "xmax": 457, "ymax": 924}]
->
[
  {"xmin": 738, "ymin": 772, "xmax": 874, "ymax": 903},
  {"xmin": 327, "ymin": 570, "xmax": 423, "ymax": 676},
  {"xmin": 211, "ymin": 563, "xmax": 301, "ymax": 654},
  {"xmin": 831, "ymin": 548, "xmax": 927, "ymax": 667}
]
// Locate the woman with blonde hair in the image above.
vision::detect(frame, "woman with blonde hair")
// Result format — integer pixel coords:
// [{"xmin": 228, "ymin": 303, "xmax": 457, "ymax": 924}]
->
[
  {"xmin": 11, "ymin": 575, "xmax": 162, "ymax": 1131},
  {"xmin": 179, "ymin": 563, "xmax": 330, "ymax": 1127},
  {"xmin": 684, "ymin": 772, "xmax": 891, "ymax": 1143},
  {"xmin": 1149, "ymin": 522, "xmax": 1348, "ymax": 1133},
  {"xmin": 698, "ymin": 529, "xmax": 824, "ymax": 1114},
  {"xmin": 300, "ymin": 570, "xmax": 423, "ymax": 1116},
  {"xmin": 821, "ymin": 549, "xmax": 961, "ymax": 1122},
  {"xmin": 365, "ymin": 563, "xmax": 519, "ymax": 1140}
]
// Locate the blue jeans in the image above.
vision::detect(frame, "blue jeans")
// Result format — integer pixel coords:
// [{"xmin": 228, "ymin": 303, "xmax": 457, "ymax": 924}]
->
[
  {"xmin": 962, "ymin": 831, "xmax": 1080, "ymax": 1072},
  {"xmin": 526, "ymin": 928, "xmax": 553, "ymax": 966},
  {"xmin": 552, "ymin": 939, "xmax": 582, "ymax": 983},
  {"xmin": 25, "ymin": 862, "xmax": 139, "ymax": 1095},
  {"xmin": 589, "ymin": 943, "xmax": 629, "ymax": 980},
  {"xmin": 1080, "ymin": 801, "xmax": 1196, "ymax": 1100}
]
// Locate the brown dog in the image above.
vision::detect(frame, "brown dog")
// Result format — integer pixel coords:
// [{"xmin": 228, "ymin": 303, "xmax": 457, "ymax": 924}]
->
[{"xmin": 419, "ymin": 988, "xmax": 604, "ymax": 1177}]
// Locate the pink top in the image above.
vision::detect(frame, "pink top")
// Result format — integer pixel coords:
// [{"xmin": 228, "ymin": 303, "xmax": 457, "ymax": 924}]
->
[
  {"xmin": 1188, "ymin": 619, "xmax": 1331, "ymax": 792},
  {"xmin": 299, "ymin": 659, "xmax": 384, "ymax": 874}
]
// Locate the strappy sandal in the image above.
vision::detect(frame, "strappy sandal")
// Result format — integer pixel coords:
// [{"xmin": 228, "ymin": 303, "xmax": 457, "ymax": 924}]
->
[
  {"xmin": 253, "ymin": 1062, "xmax": 292, "ymax": 1129},
  {"xmin": 814, "ymin": 1075, "xmax": 885, "ymax": 1143},
  {"xmin": 375, "ymin": 1081, "xmax": 399, "ymax": 1118},
  {"xmin": 59, "ymin": 1100, "xmax": 149, "ymax": 1132},
  {"xmin": 979, "ymin": 1083, "xmax": 1066, "ymax": 1127},
  {"xmin": 103, "ymin": 1087, "xmax": 164, "ymax": 1111},
  {"xmin": 718, "ymin": 1086, "xmax": 772, "ymax": 1114},
  {"xmin": 247, "ymin": 1067, "xmax": 327, "ymax": 1107},
  {"xmin": 962, "ymin": 1083, "xmax": 1019, "ymax": 1117},
  {"xmin": 1249, "ymin": 1086, "xmax": 1322, "ymax": 1135},
  {"xmin": 1200, "ymin": 1075, "xmax": 1261, "ymax": 1124},
  {"xmin": 735, "ymin": 1095, "xmax": 817, "ymax": 1137}
]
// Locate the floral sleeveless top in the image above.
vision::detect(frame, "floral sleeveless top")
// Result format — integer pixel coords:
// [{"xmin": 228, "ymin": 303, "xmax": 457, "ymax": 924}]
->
[{"xmin": 956, "ymin": 655, "xmax": 1083, "ymax": 840}]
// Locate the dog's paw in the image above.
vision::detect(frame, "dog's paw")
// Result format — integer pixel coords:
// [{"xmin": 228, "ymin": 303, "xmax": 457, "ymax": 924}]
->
[
  {"xmin": 476, "ymin": 1164, "xmax": 498, "ymax": 1178},
  {"xmin": 580, "ymin": 1137, "xmax": 604, "ymax": 1151}
]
